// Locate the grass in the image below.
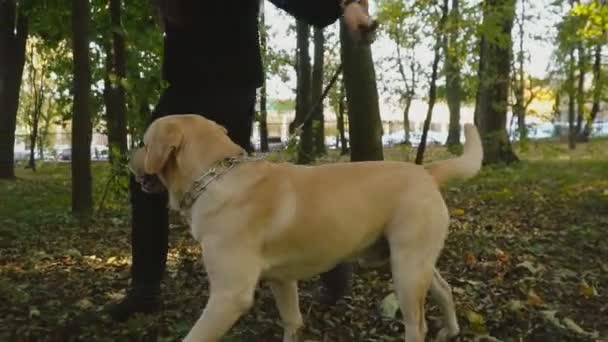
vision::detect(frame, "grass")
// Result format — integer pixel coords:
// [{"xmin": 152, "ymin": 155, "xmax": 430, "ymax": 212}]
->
[{"xmin": 1, "ymin": 139, "xmax": 607, "ymax": 341}]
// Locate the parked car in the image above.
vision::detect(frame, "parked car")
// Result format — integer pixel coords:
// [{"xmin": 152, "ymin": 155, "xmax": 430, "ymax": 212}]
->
[
  {"xmin": 92, "ymin": 145, "xmax": 109, "ymax": 161},
  {"xmin": 58, "ymin": 148, "xmax": 71, "ymax": 161}
]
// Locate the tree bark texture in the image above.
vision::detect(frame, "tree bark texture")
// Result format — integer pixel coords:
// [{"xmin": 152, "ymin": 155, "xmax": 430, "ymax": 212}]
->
[
  {"xmin": 340, "ymin": 21, "xmax": 383, "ymax": 162},
  {"xmin": 475, "ymin": 0, "xmax": 518, "ymax": 164},
  {"xmin": 0, "ymin": 1, "xmax": 28, "ymax": 179},
  {"xmin": 71, "ymin": 0, "xmax": 93, "ymax": 217},
  {"xmin": 312, "ymin": 27, "xmax": 326, "ymax": 156},
  {"xmin": 295, "ymin": 20, "xmax": 313, "ymax": 164}
]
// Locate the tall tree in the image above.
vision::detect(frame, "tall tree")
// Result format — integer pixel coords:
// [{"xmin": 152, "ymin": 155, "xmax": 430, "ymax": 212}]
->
[
  {"xmin": 0, "ymin": 0, "xmax": 28, "ymax": 179},
  {"xmin": 104, "ymin": 0, "xmax": 128, "ymax": 162},
  {"xmin": 574, "ymin": 45, "xmax": 587, "ymax": 137},
  {"xmin": 258, "ymin": 1, "xmax": 269, "ymax": 152},
  {"xmin": 582, "ymin": 43, "xmax": 603, "ymax": 139},
  {"xmin": 312, "ymin": 27, "xmax": 326, "ymax": 156},
  {"xmin": 557, "ymin": 0, "xmax": 583, "ymax": 149},
  {"xmin": 22, "ymin": 40, "xmax": 50, "ymax": 171},
  {"xmin": 475, "ymin": 0, "xmax": 518, "ymax": 164},
  {"xmin": 567, "ymin": 48, "xmax": 577, "ymax": 149},
  {"xmin": 337, "ymin": 81, "xmax": 348, "ymax": 155},
  {"xmin": 573, "ymin": 0, "xmax": 588, "ymax": 138},
  {"xmin": 377, "ymin": 0, "xmax": 421, "ymax": 145},
  {"xmin": 575, "ymin": 0, "xmax": 607, "ymax": 139},
  {"xmin": 340, "ymin": 21, "xmax": 383, "ymax": 162},
  {"xmin": 416, "ymin": 0, "xmax": 449, "ymax": 165},
  {"xmin": 295, "ymin": 20, "xmax": 313, "ymax": 164},
  {"xmin": 445, "ymin": 0, "xmax": 463, "ymax": 147},
  {"xmin": 71, "ymin": 0, "xmax": 93, "ymax": 218},
  {"xmin": 512, "ymin": 0, "xmax": 528, "ymax": 141}
]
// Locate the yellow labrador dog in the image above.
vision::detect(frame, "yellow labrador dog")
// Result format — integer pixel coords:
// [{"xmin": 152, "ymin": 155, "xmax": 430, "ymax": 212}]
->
[{"xmin": 129, "ymin": 114, "xmax": 482, "ymax": 342}]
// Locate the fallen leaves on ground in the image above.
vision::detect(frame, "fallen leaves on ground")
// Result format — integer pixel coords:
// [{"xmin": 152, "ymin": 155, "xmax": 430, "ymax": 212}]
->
[{"xmin": 1, "ymin": 140, "xmax": 607, "ymax": 341}]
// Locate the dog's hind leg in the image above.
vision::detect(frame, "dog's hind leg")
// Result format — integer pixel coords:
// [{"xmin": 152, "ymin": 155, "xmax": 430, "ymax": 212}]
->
[
  {"xmin": 269, "ymin": 280, "xmax": 303, "ymax": 342},
  {"xmin": 183, "ymin": 248, "xmax": 261, "ymax": 342},
  {"xmin": 430, "ymin": 268, "xmax": 460, "ymax": 341}
]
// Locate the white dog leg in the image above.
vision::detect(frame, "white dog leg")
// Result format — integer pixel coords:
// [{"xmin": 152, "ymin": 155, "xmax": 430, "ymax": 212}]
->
[
  {"xmin": 430, "ymin": 268, "xmax": 460, "ymax": 341},
  {"xmin": 182, "ymin": 290, "xmax": 253, "ymax": 342},
  {"xmin": 269, "ymin": 280, "xmax": 303, "ymax": 342},
  {"xmin": 183, "ymin": 248, "xmax": 260, "ymax": 342},
  {"xmin": 390, "ymin": 245, "xmax": 433, "ymax": 342}
]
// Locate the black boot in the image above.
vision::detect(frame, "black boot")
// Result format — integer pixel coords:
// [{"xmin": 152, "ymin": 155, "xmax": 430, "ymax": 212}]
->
[
  {"xmin": 319, "ymin": 262, "xmax": 353, "ymax": 305},
  {"xmin": 107, "ymin": 285, "xmax": 161, "ymax": 322}
]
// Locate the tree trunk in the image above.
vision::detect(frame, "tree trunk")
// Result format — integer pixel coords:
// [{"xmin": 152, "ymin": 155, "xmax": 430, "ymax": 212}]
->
[
  {"xmin": 136, "ymin": 95, "xmax": 151, "ymax": 147},
  {"xmin": 0, "ymin": 2, "xmax": 28, "ymax": 179},
  {"xmin": 475, "ymin": 0, "xmax": 518, "ymax": 164},
  {"xmin": 337, "ymin": 81, "xmax": 348, "ymax": 155},
  {"xmin": 513, "ymin": 0, "xmax": 527, "ymax": 141},
  {"xmin": 394, "ymin": 32, "xmax": 416, "ymax": 146},
  {"xmin": 567, "ymin": 49, "xmax": 576, "ymax": 150},
  {"xmin": 107, "ymin": 0, "xmax": 128, "ymax": 162},
  {"xmin": 27, "ymin": 118, "xmax": 38, "ymax": 171},
  {"xmin": 71, "ymin": 0, "xmax": 93, "ymax": 218},
  {"xmin": 312, "ymin": 27, "xmax": 326, "ymax": 156},
  {"xmin": 38, "ymin": 134, "xmax": 44, "ymax": 161},
  {"xmin": 445, "ymin": 0, "xmax": 462, "ymax": 147},
  {"xmin": 416, "ymin": 0, "xmax": 448, "ymax": 165},
  {"xmin": 103, "ymin": 39, "xmax": 115, "ymax": 153},
  {"xmin": 340, "ymin": 21, "xmax": 383, "ymax": 162},
  {"xmin": 259, "ymin": 2, "xmax": 269, "ymax": 152},
  {"xmin": 473, "ymin": 36, "xmax": 485, "ymax": 127},
  {"xmin": 403, "ymin": 97, "xmax": 412, "ymax": 145},
  {"xmin": 295, "ymin": 20, "xmax": 313, "ymax": 164},
  {"xmin": 259, "ymin": 81, "xmax": 269, "ymax": 152},
  {"xmin": 582, "ymin": 43, "xmax": 602, "ymax": 139},
  {"xmin": 26, "ymin": 44, "xmax": 46, "ymax": 172},
  {"xmin": 575, "ymin": 44, "xmax": 586, "ymax": 139}
]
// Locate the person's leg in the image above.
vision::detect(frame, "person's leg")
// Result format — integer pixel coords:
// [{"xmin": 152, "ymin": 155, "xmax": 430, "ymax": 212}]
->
[
  {"xmin": 319, "ymin": 263, "xmax": 353, "ymax": 304},
  {"xmin": 107, "ymin": 176, "xmax": 169, "ymax": 322},
  {"xmin": 108, "ymin": 89, "xmax": 178, "ymax": 322},
  {"xmin": 193, "ymin": 88, "xmax": 255, "ymax": 153}
]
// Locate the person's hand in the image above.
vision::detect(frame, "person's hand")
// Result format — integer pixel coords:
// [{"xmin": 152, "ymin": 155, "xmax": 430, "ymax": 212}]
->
[{"xmin": 342, "ymin": 0, "xmax": 377, "ymax": 44}]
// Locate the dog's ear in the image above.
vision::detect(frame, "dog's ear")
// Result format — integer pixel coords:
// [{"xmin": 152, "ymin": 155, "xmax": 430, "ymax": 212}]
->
[
  {"xmin": 127, "ymin": 147, "xmax": 147, "ymax": 177},
  {"xmin": 143, "ymin": 120, "xmax": 183, "ymax": 174}
]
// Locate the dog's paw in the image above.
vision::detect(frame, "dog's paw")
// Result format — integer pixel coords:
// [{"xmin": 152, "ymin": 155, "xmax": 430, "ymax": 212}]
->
[{"xmin": 435, "ymin": 325, "xmax": 460, "ymax": 342}]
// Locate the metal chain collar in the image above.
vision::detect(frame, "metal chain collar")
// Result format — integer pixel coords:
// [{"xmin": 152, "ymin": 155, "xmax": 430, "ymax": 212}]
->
[{"xmin": 178, "ymin": 153, "xmax": 263, "ymax": 211}]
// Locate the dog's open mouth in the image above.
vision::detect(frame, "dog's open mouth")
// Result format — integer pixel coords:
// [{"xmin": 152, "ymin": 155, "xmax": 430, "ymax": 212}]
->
[{"xmin": 137, "ymin": 174, "xmax": 166, "ymax": 193}]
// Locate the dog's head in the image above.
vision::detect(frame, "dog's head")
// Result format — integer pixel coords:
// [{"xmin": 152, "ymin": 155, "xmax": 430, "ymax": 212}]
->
[
  {"xmin": 128, "ymin": 147, "xmax": 166, "ymax": 193},
  {"xmin": 135, "ymin": 115, "xmax": 244, "ymax": 197}
]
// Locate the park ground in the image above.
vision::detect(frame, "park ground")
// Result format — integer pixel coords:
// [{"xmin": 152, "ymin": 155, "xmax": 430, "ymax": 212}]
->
[{"xmin": 1, "ymin": 139, "xmax": 607, "ymax": 341}]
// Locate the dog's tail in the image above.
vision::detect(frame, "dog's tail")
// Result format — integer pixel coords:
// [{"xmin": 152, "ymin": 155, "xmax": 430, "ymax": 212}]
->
[{"xmin": 425, "ymin": 124, "xmax": 483, "ymax": 185}]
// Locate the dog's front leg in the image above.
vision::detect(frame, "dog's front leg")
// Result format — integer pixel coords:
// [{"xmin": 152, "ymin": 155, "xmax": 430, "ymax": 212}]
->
[
  {"xmin": 183, "ymin": 247, "xmax": 261, "ymax": 342},
  {"xmin": 269, "ymin": 280, "xmax": 303, "ymax": 342}
]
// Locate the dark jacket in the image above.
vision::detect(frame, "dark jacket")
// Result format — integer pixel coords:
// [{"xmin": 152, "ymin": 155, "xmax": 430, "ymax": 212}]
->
[{"xmin": 161, "ymin": 0, "xmax": 342, "ymax": 90}]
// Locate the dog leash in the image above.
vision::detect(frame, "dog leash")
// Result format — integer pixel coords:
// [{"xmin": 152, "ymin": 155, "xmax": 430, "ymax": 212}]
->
[
  {"xmin": 284, "ymin": 18, "xmax": 378, "ymax": 146},
  {"xmin": 287, "ymin": 62, "xmax": 344, "ymax": 143}
]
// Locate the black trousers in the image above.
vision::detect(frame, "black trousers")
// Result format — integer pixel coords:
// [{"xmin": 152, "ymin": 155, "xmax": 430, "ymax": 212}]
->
[
  {"xmin": 128, "ymin": 86, "xmax": 352, "ymax": 295},
  {"xmin": 129, "ymin": 86, "xmax": 256, "ymax": 288}
]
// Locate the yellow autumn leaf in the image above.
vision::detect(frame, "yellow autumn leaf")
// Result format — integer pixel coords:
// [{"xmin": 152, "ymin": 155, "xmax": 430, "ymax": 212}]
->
[
  {"xmin": 527, "ymin": 290, "xmax": 544, "ymax": 307},
  {"xmin": 578, "ymin": 280, "xmax": 598, "ymax": 299},
  {"xmin": 452, "ymin": 208, "xmax": 465, "ymax": 216},
  {"xmin": 465, "ymin": 310, "xmax": 486, "ymax": 332}
]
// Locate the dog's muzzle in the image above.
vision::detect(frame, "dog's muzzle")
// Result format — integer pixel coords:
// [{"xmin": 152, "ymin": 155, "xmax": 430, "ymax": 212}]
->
[{"xmin": 136, "ymin": 174, "xmax": 166, "ymax": 193}]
